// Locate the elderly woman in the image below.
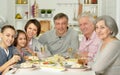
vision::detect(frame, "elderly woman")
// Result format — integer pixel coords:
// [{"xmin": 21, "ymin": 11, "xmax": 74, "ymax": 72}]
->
[{"xmin": 92, "ymin": 15, "xmax": 120, "ymax": 75}]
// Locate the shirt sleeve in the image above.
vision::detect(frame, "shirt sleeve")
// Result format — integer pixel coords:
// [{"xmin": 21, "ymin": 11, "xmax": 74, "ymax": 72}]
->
[
  {"xmin": 38, "ymin": 33, "xmax": 48, "ymax": 45},
  {"xmin": 88, "ymin": 39, "xmax": 101, "ymax": 59},
  {"xmin": 92, "ymin": 42, "xmax": 120, "ymax": 74},
  {"xmin": 70, "ymin": 30, "xmax": 79, "ymax": 55}
]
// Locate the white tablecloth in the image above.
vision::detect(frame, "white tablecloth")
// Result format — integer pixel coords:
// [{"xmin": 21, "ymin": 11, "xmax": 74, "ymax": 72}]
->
[{"xmin": 5, "ymin": 68, "xmax": 95, "ymax": 75}]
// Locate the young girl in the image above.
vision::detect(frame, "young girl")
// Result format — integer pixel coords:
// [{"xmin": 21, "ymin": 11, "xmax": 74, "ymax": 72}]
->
[
  {"xmin": 0, "ymin": 25, "xmax": 20, "ymax": 75},
  {"xmin": 13, "ymin": 30, "xmax": 27, "ymax": 63}
]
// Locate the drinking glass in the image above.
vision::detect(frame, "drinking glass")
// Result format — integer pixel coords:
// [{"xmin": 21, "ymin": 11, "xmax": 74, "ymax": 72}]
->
[
  {"xmin": 78, "ymin": 56, "xmax": 88, "ymax": 66},
  {"xmin": 37, "ymin": 46, "xmax": 46, "ymax": 60},
  {"xmin": 64, "ymin": 48, "xmax": 73, "ymax": 59}
]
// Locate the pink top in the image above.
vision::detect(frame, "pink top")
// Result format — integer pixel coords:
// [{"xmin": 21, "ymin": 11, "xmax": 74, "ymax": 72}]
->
[{"xmin": 79, "ymin": 31, "xmax": 101, "ymax": 59}]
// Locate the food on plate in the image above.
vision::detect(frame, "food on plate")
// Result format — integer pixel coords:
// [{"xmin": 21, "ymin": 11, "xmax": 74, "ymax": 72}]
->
[
  {"xmin": 40, "ymin": 62, "xmax": 65, "ymax": 71},
  {"xmin": 26, "ymin": 56, "xmax": 39, "ymax": 61},
  {"xmin": 78, "ymin": 57, "xmax": 87, "ymax": 65},
  {"xmin": 71, "ymin": 63, "xmax": 82, "ymax": 68},
  {"xmin": 25, "ymin": 56, "xmax": 40, "ymax": 64},
  {"xmin": 44, "ymin": 54, "xmax": 65, "ymax": 63},
  {"xmin": 20, "ymin": 62, "xmax": 33, "ymax": 68},
  {"xmin": 66, "ymin": 58, "xmax": 78, "ymax": 63},
  {"xmin": 39, "ymin": 54, "xmax": 66, "ymax": 71},
  {"xmin": 64, "ymin": 58, "xmax": 78, "ymax": 66}
]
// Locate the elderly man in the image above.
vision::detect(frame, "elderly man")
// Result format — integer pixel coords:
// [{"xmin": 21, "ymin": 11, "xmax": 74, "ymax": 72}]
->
[
  {"xmin": 78, "ymin": 13, "xmax": 101, "ymax": 62},
  {"xmin": 38, "ymin": 13, "xmax": 79, "ymax": 57}
]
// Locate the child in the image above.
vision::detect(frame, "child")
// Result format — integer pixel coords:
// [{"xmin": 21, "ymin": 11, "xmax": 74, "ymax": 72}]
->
[
  {"xmin": 0, "ymin": 25, "xmax": 20, "ymax": 75},
  {"xmin": 13, "ymin": 30, "xmax": 28, "ymax": 63}
]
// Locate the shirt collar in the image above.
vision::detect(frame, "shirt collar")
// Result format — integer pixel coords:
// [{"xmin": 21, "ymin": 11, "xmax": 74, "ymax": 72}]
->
[
  {"xmin": 29, "ymin": 39, "xmax": 33, "ymax": 46},
  {"xmin": 84, "ymin": 31, "xmax": 97, "ymax": 41}
]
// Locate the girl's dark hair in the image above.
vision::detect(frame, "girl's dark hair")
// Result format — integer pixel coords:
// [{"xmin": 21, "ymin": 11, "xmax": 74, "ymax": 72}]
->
[
  {"xmin": 24, "ymin": 19, "xmax": 41, "ymax": 36},
  {"xmin": 13, "ymin": 30, "xmax": 27, "ymax": 47},
  {"xmin": 1, "ymin": 25, "xmax": 16, "ymax": 33}
]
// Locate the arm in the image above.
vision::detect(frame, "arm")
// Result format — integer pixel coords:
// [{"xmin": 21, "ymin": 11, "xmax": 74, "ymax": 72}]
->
[
  {"xmin": 25, "ymin": 46, "xmax": 36, "ymax": 56},
  {"xmin": 0, "ymin": 55, "xmax": 20, "ymax": 73},
  {"xmin": 38, "ymin": 33, "xmax": 47, "ymax": 45},
  {"xmin": 38, "ymin": 33, "xmax": 52, "ymax": 56},
  {"xmin": 92, "ymin": 42, "xmax": 120, "ymax": 74},
  {"xmin": 70, "ymin": 31, "xmax": 79, "ymax": 55},
  {"xmin": 88, "ymin": 41, "xmax": 101, "ymax": 59}
]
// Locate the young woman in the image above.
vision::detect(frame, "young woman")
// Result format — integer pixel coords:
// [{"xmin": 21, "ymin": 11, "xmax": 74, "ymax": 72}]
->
[
  {"xmin": 24, "ymin": 19, "xmax": 43, "ymax": 56},
  {"xmin": 0, "ymin": 25, "xmax": 20, "ymax": 75},
  {"xmin": 13, "ymin": 30, "xmax": 27, "ymax": 63},
  {"xmin": 92, "ymin": 15, "xmax": 120, "ymax": 75}
]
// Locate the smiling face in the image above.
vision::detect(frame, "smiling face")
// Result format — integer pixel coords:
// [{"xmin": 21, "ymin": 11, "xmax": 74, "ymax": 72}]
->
[
  {"xmin": 78, "ymin": 16, "xmax": 95, "ymax": 38},
  {"xmin": 54, "ymin": 17, "xmax": 68, "ymax": 36},
  {"xmin": 1, "ymin": 28, "xmax": 15, "ymax": 48},
  {"xmin": 95, "ymin": 20, "xmax": 111, "ymax": 40},
  {"xmin": 17, "ymin": 33, "xmax": 27, "ymax": 48},
  {"xmin": 26, "ymin": 23, "xmax": 37, "ymax": 39}
]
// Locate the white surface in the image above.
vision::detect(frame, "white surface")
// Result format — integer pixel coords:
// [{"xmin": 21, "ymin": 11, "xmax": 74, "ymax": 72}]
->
[{"xmin": 6, "ymin": 68, "xmax": 95, "ymax": 75}]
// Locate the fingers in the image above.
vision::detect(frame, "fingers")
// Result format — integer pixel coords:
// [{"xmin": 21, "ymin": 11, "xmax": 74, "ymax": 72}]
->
[{"xmin": 12, "ymin": 55, "xmax": 21, "ymax": 63}]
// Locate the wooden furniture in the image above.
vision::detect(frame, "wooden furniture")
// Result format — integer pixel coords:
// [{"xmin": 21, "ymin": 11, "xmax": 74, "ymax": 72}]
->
[{"xmin": 40, "ymin": 20, "xmax": 51, "ymax": 34}]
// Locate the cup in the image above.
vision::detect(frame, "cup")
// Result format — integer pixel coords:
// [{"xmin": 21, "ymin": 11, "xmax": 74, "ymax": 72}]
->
[{"xmin": 78, "ymin": 57, "xmax": 88, "ymax": 66}]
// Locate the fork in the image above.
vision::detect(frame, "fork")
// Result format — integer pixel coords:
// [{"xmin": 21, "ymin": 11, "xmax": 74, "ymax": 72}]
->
[
  {"xmin": 11, "ymin": 68, "xmax": 19, "ymax": 74},
  {"xmin": 30, "ymin": 65, "xmax": 41, "ymax": 70},
  {"xmin": 11, "ymin": 64, "xmax": 20, "ymax": 74}
]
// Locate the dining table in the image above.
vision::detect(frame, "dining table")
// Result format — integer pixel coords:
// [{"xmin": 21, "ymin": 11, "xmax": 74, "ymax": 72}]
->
[
  {"xmin": 5, "ymin": 67, "xmax": 95, "ymax": 75},
  {"xmin": 5, "ymin": 55, "xmax": 95, "ymax": 75}
]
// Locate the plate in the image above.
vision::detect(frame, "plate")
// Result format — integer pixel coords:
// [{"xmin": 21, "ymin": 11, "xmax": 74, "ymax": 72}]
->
[
  {"xmin": 70, "ymin": 65, "xmax": 87, "ymax": 69},
  {"xmin": 20, "ymin": 62, "xmax": 33, "ymax": 68}
]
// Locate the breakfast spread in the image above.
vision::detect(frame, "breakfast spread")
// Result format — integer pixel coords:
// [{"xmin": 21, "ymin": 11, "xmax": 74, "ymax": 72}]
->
[{"xmin": 20, "ymin": 54, "xmax": 87, "ymax": 71}]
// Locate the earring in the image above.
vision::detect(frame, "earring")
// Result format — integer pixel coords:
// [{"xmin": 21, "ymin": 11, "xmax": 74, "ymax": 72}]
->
[
  {"xmin": 0, "ymin": 38, "xmax": 2, "ymax": 42},
  {"xmin": 110, "ymin": 31, "xmax": 113, "ymax": 34}
]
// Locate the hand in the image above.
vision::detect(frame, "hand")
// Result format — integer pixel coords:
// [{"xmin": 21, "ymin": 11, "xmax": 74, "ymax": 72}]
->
[
  {"xmin": 2, "ymin": 65, "xmax": 14, "ymax": 75},
  {"xmin": 10, "ymin": 55, "xmax": 21, "ymax": 64},
  {"xmin": 80, "ymin": 51, "xmax": 88, "ymax": 57},
  {"xmin": 25, "ymin": 46, "xmax": 32, "ymax": 53},
  {"xmin": 25, "ymin": 47, "xmax": 36, "ymax": 56},
  {"xmin": 78, "ymin": 57, "xmax": 88, "ymax": 65},
  {"xmin": 77, "ymin": 51, "xmax": 89, "ymax": 65}
]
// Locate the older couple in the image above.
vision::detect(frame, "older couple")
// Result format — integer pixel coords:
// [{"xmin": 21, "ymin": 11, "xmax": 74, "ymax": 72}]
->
[{"xmin": 78, "ymin": 13, "xmax": 120, "ymax": 75}]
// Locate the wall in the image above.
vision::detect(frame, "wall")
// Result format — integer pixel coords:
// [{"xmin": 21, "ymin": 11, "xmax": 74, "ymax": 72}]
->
[
  {"xmin": 33, "ymin": 0, "xmax": 80, "ymax": 26},
  {"xmin": 101, "ymin": 0, "xmax": 120, "ymax": 39},
  {"xmin": 31, "ymin": 0, "xmax": 100, "ymax": 31},
  {"xmin": 0, "ymin": 0, "xmax": 15, "ymax": 26},
  {"xmin": 116, "ymin": 0, "xmax": 120, "ymax": 39},
  {"xmin": 0, "ymin": 0, "xmax": 120, "ymax": 39},
  {"xmin": 0, "ymin": 0, "xmax": 8, "ymax": 22}
]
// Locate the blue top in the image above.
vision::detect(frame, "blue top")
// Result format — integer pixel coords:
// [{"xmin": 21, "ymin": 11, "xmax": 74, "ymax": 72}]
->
[{"xmin": 0, "ymin": 46, "xmax": 14, "ymax": 75}]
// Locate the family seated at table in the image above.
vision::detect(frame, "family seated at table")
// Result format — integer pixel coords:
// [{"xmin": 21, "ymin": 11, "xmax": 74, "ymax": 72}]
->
[{"xmin": 0, "ymin": 12, "xmax": 120, "ymax": 75}]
